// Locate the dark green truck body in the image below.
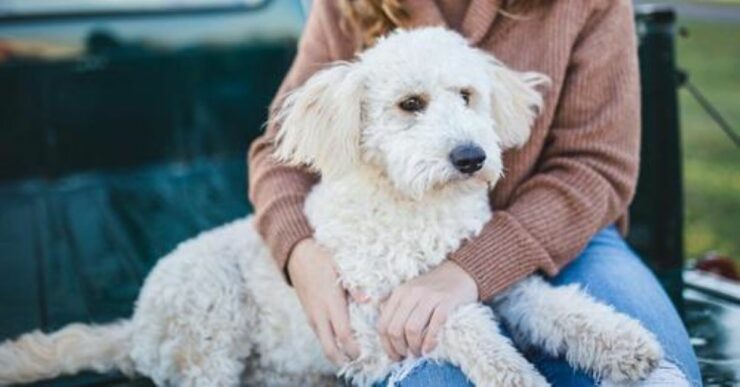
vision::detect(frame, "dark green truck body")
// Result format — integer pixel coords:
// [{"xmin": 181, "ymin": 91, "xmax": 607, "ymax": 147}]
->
[{"xmin": 0, "ymin": 2, "xmax": 687, "ymax": 385}]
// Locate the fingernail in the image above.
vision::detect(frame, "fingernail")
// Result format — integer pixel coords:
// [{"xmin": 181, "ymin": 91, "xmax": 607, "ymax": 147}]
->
[
  {"xmin": 422, "ymin": 342, "xmax": 433, "ymax": 355},
  {"xmin": 350, "ymin": 348, "xmax": 361, "ymax": 360},
  {"xmin": 349, "ymin": 289, "xmax": 369, "ymax": 303}
]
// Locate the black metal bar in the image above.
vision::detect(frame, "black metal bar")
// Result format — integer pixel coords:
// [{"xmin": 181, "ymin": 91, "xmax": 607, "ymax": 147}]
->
[
  {"xmin": 631, "ymin": 4, "xmax": 686, "ymax": 313},
  {"xmin": 683, "ymin": 79, "xmax": 740, "ymax": 147}
]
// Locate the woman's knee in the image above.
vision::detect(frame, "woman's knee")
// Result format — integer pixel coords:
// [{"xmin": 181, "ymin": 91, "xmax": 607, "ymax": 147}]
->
[
  {"xmin": 545, "ymin": 226, "xmax": 701, "ymax": 386},
  {"xmin": 600, "ymin": 359, "xmax": 692, "ymax": 387},
  {"xmin": 551, "ymin": 227, "xmax": 676, "ymax": 323}
]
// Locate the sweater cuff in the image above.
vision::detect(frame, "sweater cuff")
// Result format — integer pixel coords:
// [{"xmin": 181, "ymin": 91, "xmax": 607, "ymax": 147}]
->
[
  {"xmin": 257, "ymin": 194, "xmax": 314, "ymax": 271},
  {"xmin": 449, "ymin": 211, "xmax": 558, "ymax": 302}
]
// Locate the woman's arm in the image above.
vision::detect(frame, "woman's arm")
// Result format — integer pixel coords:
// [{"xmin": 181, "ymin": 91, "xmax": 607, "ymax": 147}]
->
[
  {"xmin": 248, "ymin": 2, "xmax": 361, "ymax": 364},
  {"xmin": 450, "ymin": 0, "xmax": 641, "ymax": 302},
  {"xmin": 248, "ymin": 2, "xmax": 354, "ymax": 270}
]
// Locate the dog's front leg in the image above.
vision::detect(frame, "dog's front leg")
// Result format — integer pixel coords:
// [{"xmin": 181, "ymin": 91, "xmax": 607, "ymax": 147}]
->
[
  {"xmin": 431, "ymin": 303, "xmax": 549, "ymax": 387},
  {"xmin": 493, "ymin": 276, "xmax": 662, "ymax": 384}
]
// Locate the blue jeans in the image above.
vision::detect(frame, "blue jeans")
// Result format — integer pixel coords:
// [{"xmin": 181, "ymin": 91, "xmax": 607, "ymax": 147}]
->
[{"xmin": 379, "ymin": 226, "xmax": 702, "ymax": 386}]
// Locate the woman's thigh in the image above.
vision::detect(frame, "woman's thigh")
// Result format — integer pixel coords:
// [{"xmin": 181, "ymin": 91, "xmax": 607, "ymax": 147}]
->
[
  {"xmin": 526, "ymin": 226, "xmax": 701, "ymax": 386},
  {"xmin": 384, "ymin": 226, "xmax": 701, "ymax": 387}
]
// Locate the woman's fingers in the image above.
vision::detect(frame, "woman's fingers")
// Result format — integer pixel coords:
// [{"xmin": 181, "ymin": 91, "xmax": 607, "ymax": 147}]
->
[
  {"xmin": 329, "ymin": 296, "xmax": 361, "ymax": 360},
  {"xmin": 378, "ymin": 287, "xmax": 427, "ymax": 359},
  {"xmin": 385, "ymin": 294, "xmax": 421, "ymax": 357},
  {"xmin": 421, "ymin": 302, "xmax": 452, "ymax": 354},
  {"xmin": 378, "ymin": 332, "xmax": 400, "ymax": 361},
  {"xmin": 377, "ymin": 291, "xmax": 403, "ymax": 360},
  {"xmin": 287, "ymin": 239, "xmax": 362, "ymax": 364},
  {"xmin": 315, "ymin": 316, "xmax": 348, "ymax": 365},
  {"xmin": 404, "ymin": 298, "xmax": 440, "ymax": 356}
]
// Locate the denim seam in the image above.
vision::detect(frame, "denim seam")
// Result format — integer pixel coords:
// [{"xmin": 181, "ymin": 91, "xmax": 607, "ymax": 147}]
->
[{"xmin": 663, "ymin": 354, "xmax": 702, "ymax": 387}]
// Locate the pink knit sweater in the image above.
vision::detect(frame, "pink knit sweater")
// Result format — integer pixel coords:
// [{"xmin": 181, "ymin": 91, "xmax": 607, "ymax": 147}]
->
[{"xmin": 247, "ymin": 0, "xmax": 641, "ymax": 301}]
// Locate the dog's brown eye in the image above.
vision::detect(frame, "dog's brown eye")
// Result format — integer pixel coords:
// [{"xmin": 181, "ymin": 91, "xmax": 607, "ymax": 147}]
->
[
  {"xmin": 398, "ymin": 95, "xmax": 426, "ymax": 112},
  {"xmin": 460, "ymin": 89, "xmax": 471, "ymax": 106}
]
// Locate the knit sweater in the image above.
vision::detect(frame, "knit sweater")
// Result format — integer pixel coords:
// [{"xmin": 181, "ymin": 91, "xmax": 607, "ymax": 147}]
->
[{"xmin": 247, "ymin": 0, "xmax": 641, "ymax": 301}]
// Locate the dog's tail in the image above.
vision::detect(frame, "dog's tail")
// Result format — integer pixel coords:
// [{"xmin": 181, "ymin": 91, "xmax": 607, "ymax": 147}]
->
[{"xmin": 0, "ymin": 320, "xmax": 134, "ymax": 386}]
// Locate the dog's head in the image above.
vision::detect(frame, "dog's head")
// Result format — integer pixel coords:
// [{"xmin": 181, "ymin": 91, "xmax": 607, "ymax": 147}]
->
[{"xmin": 275, "ymin": 27, "xmax": 548, "ymax": 200}]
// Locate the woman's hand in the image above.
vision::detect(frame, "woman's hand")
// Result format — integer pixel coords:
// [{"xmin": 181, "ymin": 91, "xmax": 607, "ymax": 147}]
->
[
  {"xmin": 377, "ymin": 261, "xmax": 478, "ymax": 360},
  {"xmin": 287, "ymin": 238, "xmax": 360, "ymax": 365}
]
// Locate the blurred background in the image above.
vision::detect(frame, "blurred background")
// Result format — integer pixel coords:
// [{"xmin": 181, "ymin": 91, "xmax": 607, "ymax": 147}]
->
[
  {"xmin": 633, "ymin": 0, "xmax": 739, "ymax": 271},
  {"xmin": 0, "ymin": 0, "xmax": 737, "ymax": 386}
]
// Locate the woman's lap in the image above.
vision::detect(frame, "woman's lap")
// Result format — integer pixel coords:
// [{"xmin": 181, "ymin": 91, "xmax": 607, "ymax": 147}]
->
[{"xmin": 383, "ymin": 226, "xmax": 701, "ymax": 387}]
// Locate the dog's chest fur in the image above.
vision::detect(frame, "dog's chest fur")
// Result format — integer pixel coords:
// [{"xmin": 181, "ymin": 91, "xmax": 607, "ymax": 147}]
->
[{"xmin": 304, "ymin": 171, "xmax": 492, "ymax": 299}]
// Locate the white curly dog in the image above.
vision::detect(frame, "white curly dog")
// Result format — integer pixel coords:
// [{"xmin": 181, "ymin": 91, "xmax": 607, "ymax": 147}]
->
[{"xmin": 0, "ymin": 28, "xmax": 662, "ymax": 387}]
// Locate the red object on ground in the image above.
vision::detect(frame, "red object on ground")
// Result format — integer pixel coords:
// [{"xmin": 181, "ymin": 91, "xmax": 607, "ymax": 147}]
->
[{"xmin": 695, "ymin": 253, "xmax": 740, "ymax": 282}]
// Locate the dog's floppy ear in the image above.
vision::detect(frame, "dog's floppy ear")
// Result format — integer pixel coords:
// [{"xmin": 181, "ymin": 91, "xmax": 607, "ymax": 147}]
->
[
  {"xmin": 273, "ymin": 62, "xmax": 364, "ymax": 178},
  {"xmin": 487, "ymin": 59, "xmax": 549, "ymax": 149}
]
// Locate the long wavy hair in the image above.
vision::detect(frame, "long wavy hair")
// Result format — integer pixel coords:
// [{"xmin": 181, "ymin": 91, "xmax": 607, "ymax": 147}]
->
[{"xmin": 339, "ymin": 0, "xmax": 549, "ymax": 48}]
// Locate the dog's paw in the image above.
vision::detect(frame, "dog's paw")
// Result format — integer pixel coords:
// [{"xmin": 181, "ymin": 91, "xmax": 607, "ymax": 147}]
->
[
  {"xmin": 489, "ymin": 369, "xmax": 550, "ymax": 387},
  {"xmin": 515, "ymin": 369, "xmax": 550, "ymax": 387},
  {"xmin": 473, "ymin": 360, "xmax": 550, "ymax": 387},
  {"xmin": 596, "ymin": 323, "xmax": 663, "ymax": 383}
]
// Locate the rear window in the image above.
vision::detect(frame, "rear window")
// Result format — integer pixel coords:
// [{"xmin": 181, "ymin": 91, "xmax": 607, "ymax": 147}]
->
[{"xmin": 0, "ymin": 0, "xmax": 267, "ymax": 18}]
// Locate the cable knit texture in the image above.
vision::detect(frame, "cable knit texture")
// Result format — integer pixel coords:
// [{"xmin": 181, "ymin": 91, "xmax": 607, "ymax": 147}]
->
[{"xmin": 247, "ymin": 0, "xmax": 641, "ymax": 301}]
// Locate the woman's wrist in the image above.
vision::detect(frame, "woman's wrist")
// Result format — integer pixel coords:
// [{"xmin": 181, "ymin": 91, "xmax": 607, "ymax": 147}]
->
[
  {"xmin": 286, "ymin": 237, "xmax": 314, "ymax": 284},
  {"xmin": 441, "ymin": 260, "xmax": 479, "ymax": 302}
]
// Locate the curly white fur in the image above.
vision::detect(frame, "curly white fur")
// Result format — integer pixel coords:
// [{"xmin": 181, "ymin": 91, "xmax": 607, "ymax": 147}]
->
[{"xmin": 0, "ymin": 28, "xmax": 661, "ymax": 387}]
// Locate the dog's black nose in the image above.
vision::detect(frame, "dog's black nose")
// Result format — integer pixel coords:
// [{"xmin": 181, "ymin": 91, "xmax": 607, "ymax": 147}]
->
[{"xmin": 449, "ymin": 145, "xmax": 486, "ymax": 174}]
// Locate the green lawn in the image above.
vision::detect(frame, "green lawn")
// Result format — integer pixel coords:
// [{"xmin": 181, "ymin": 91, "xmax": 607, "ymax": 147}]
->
[
  {"xmin": 674, "ymin": 20, "xmax": 740, "ymax": 260},
  {"xmin": 685, "ymin": 0, "xmax": 740, "ymax": 4}
]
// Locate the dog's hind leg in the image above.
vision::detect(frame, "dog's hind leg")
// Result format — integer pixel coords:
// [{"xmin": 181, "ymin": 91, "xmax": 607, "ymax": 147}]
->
[
  {"xmin": 128, "ymin": 218, "xmax": 260, "ymax": 386},
  {"xmin": 432, "ymin": 303, "xmax": 549, "ymax": 387},
  {"xmin": 131, "ymin": 307, "xmax": 254, "ymax": 387},
  {"xmin": 493, "ymin": 276, "xmax": 662, "ymax": 384}
]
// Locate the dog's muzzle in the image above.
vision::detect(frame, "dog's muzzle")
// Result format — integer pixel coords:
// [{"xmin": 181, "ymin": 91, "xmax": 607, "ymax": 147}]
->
[{"xmin": 449, "ymin": 144, "xmax": 486, "ymax": 174}]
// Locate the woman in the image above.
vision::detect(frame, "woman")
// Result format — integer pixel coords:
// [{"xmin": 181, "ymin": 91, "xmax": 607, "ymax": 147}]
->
[{"xmin": 248, "ymin": 1, "xmax": 701, "ymax": 385}]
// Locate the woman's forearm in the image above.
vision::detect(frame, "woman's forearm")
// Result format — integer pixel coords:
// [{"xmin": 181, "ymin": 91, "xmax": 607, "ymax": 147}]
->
[
  {"xmin": 248, "ymin": 133, "xmax": 317, "ymax": 268},
  {"xmin": 247, "ymin": 1, "xmax": 353, "ymax": 268}
]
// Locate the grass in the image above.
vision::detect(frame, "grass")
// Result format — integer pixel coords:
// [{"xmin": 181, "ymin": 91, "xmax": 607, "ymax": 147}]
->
[
  {"xmin": 684, "ymin": 0, "xmax": 740, "ymax": 4},
  {"xmin": 674, "ymin": 20, "xmax": 740, "ymax": 260}
]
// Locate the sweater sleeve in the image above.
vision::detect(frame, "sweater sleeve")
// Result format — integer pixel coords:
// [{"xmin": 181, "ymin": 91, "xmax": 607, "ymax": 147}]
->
[
  {"xmin": 247, "ymin": 2, "xmax": 353, "ymax": 269},
  {"xmin": 449, "ymin": 0, "xmax": 642, "ymax": 301}
]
